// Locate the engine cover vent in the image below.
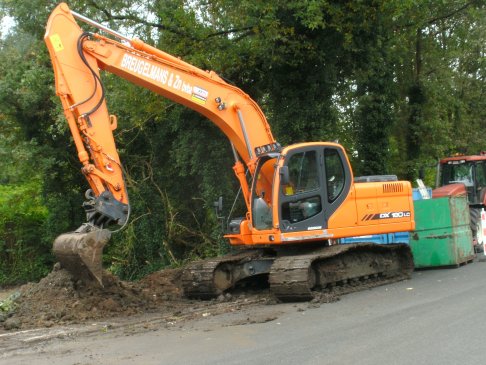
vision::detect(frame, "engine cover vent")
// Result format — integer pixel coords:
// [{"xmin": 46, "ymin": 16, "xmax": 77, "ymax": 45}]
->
[{"xmin": 383, "ymin": 182, "xmax": 404, "ymax": 194}]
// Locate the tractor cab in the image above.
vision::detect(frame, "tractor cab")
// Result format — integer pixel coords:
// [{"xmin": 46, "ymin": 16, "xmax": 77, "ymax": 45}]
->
[{"xmin": 437, "ymin": 155, "xmax": 486, "ymax": 206}]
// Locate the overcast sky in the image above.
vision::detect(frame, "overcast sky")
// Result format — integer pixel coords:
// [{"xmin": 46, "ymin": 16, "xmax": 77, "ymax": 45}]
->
[{"xmin": 1, "ymin": 16, "xmax": 15, "ymax": 37}]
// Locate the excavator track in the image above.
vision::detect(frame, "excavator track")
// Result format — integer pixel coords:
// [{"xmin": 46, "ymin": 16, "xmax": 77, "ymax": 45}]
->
[
  {"xmin": 182, "ymin": 249, "xmax": 273, "ymax": 299},
  {"xmin": 182, "ymin": 243, "xmax": 413, "ymax": 302},
  {"xmin": 269, "ymin": 243, "xmax": 414, "ymax": 301}
]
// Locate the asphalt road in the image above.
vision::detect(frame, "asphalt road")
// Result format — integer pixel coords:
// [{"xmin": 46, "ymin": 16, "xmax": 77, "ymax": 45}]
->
[{"xmin": 3, "ymin": 258, "xmax": 486, "ymax": 365}]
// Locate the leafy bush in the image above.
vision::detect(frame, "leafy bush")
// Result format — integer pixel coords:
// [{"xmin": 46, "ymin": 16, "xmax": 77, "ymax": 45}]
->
[{"xmin": 0, "ymin": 182, "xmax": 51, "ymax": 285}]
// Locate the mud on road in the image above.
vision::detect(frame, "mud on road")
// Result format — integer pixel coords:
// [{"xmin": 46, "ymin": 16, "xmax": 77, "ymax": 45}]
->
[
  {"xmin": 0, "ymin": 266, "xmax": 279, "ymax": 333},
  {"xmin": 3, "ymin": 254, "xmax": 401, "ymax": 336},
  {"xmin": 0, "ymin": 260, "xmax": 414, "ymax": 363},
  {"xmin": 0, "ymin": 266, "xmax": 296, "ymax": 360},
  {"xmin": 0, "ymin": 243, "xmax": 413, "ymax": 336}
]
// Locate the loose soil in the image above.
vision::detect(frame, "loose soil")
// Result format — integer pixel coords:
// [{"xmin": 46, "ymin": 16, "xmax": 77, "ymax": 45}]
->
[
  {"xmin": 0, "ymin": 265, "xmax": 280, "ymax": 332},
  {"xmin": 0, "ymin": 245, "xmax": 412, "ymax": 333}
]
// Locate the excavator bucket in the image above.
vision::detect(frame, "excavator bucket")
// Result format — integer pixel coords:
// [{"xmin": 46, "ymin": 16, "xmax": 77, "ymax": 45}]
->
[{"xmin": 53, "ymin": 229, "xmax": 111, "ymax": 285}]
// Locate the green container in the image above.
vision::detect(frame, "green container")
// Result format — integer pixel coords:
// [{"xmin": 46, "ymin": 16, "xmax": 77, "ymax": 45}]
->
[{"xmin": 410, "ymin": 196, "xmax": 475, "ymax": 268}]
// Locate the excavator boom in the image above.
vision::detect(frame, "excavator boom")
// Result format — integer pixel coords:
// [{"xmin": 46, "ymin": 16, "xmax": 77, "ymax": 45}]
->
[{"xmin": 45, "ymin": 3, "xmax": 277, "ymax": 283}]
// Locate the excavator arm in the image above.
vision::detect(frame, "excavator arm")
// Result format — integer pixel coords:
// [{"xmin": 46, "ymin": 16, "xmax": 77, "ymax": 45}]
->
[
  {"xmin": 46, "ymin": 3, "xmax": 277, "ymax": 216},
  {"xmin": 45, "ymin": 3, "xmax": 277, "ymax": 283}
]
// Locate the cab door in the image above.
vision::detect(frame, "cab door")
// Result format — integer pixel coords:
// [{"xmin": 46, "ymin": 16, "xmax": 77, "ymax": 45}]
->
[{"xmin": 278, "ymin": 145, "xmax": 351, "ymax": 232}]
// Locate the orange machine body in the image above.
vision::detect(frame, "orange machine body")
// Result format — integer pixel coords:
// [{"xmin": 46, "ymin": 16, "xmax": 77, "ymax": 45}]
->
[
  {"xmin": 45, "ymin": 3, "xmax": 414, "ymax": 248},
  {"xmin": 226, "ymin": 143, "xmax": 414, "ymax": 246}
]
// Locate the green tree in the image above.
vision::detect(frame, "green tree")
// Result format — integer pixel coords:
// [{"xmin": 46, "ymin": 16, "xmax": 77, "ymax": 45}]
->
[{"xmin": 390, "ymin": 0, "xmax": 486, "ymax": 181}]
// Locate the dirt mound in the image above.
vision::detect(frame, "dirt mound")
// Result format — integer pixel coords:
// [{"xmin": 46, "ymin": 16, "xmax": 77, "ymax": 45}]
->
[
  {"xmin": 139, "ymin": 268, "xmax": 183, "ymax": 301},
  {"xmin": 2, "ymin": 262, "xmax": 341, "ymax": 331},
  {"xmin": 1, "ymin": 266, "xmax": 185, "ymax": 330}
]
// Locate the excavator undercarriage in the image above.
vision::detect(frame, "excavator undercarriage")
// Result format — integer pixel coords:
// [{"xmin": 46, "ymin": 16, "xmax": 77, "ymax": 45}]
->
[{"xmin": 182, "ymin": 243, "xmax": 414, "ymax": 301}]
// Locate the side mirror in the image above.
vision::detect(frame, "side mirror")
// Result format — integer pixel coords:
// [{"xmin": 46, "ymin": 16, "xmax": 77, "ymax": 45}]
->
[{"xmin": 280, "ymin": 166, "xmax": 290, "ymax": 185}]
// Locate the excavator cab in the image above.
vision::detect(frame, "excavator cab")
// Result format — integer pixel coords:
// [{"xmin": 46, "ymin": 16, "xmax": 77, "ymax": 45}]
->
[
  {"xmin": 250, "ymin": 143, "xmax": 352, "ymax": 235},
  {"xmin": 277, "ymin": 144, "xmax": 351, "ymax": 233}
]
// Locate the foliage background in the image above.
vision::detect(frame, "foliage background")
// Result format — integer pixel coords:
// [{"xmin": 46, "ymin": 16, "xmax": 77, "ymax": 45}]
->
[{"xmin": 0, "ymin": 0, "xmax": 484, "ymax": 284}]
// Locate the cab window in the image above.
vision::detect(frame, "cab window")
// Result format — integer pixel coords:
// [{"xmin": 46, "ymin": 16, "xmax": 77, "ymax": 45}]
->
[
  {"xmin": 324, "ymin": 149, "xmax": 345, "ymax": 202},
  {"xmin": 282, "ymin": 151, "xmax": 319, "ymax": 196},
  {"xmin": 441, "ymin": 163, "xmax": 474, "ymax": 187},
  {"xmin": 476, "ymin": 162, "xmax": 486, "ymax": 188},
  {"xmin": 280, "ymin": 151, "xmax": 322, "ymax": 223},
  {"xmin": 252, "ymin": 157, "xmax": 276, "ymax": 230}
]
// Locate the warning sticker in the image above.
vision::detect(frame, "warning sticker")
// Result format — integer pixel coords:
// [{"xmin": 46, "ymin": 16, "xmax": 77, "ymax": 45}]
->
[
  {"xmin": 49, "ymin": 34, "xmax": 64, "ymax": 52},
  {"xmin": 191, "ymin": 86, "xmax": 208, "ymax": 105}
]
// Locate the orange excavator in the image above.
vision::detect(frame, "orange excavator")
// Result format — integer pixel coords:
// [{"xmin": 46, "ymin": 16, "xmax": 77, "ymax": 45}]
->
[{"xmin": 45, "ymin": 3, "xmax": 415, "ymax": 301}]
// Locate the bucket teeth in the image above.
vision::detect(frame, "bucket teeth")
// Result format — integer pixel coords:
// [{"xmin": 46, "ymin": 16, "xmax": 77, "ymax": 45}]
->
[{"xmin": 53, "ymin": 229, "xmax": 111, "ymax": 285}]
